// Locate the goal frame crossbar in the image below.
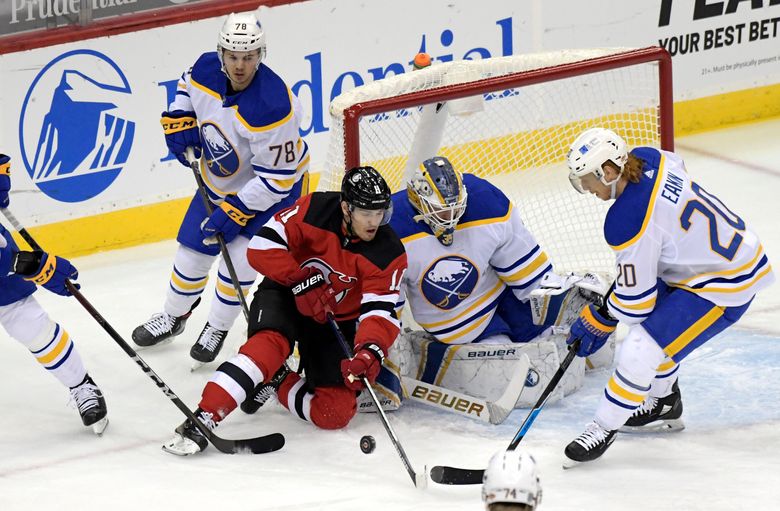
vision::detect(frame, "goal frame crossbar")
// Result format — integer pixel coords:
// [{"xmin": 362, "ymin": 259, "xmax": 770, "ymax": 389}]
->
[{"xmin": 339, "ymin": 46, "xmax": 674, "ymax": 170}]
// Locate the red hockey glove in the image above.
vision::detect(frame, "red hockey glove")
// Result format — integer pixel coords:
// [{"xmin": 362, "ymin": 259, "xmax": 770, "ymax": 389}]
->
[
  {"xmin": 341, "ymin": 343, "xmax": 384, "ymax": 391},
  {"xmin": 290, "ymin": 267, "xmax": 336, "ymax": 324}
]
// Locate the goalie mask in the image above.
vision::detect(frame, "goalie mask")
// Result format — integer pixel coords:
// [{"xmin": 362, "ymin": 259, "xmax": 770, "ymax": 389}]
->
[
  {"xmin": 217, "ymin": 12, "xmax": 267, "ymax": 74},
  {"xmin": 407, "ymin": 156, "xmax": 467, "ymax": 246},
  {"xmin": 482, "ymin": 449, "xmax": 542, "ymax": 510},
  {"xmin": 566, "ymin": 128, "xmax": 627, "ymax": 200}
]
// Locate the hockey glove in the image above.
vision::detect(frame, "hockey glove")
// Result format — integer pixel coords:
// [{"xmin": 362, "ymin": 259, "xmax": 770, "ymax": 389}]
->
[
  {"xmin": 290, "ymin": 267, "xmax": 336, "ymax": 324},
  {"xmin": 13, "ymin": 250, "xmax": 80, "ymax": 296},
  {"xmin": 0, "ymin": 154, "xmax": 11, "ymax": 208},
  {"xmin": 341, "ymin": 343, "xmax": 384, "ymax": 391},
  {"xmin": 160, "ymin": 110, "xmax": 201, "ymax": 167},
  {"xmin": 567, "ymin": 303, "xmax": 618, "ymax": 357},
  {"xmin": 201, "ymin": 194, "xmax": 255, "ymax": 245}
]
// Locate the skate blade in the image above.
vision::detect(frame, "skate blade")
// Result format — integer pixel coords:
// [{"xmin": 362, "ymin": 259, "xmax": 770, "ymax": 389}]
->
[
  {"xmin": 162, "ymin": 434, "xmax": 202, "ymax": 456},
  {"xmin": 562, "ymin": 457, "xmax": 581, "ymax": 470},
  {"xmin": 620, "ymin": 419, "xmax": 685, "ymax": 434},
  {"xmin": 190, "ymin": 360, "xmax": 206, "ymax": 372},
  {"xmin": 91, "ymin": 417, "xmax": 109, "ymax": 436}
]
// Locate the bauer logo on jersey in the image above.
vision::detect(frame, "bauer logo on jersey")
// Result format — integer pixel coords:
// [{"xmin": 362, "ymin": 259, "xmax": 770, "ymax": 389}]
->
[
  {"xmin": 421, "ymin": 255, "xmax": 479, "ymax": 310},
  {"xmin": 201, "ymin": 123, "xmax": 240, "ymax": 177},
  {"xmin": 19, "ymin": 49, "xmax": 135, "ymax": 203}
]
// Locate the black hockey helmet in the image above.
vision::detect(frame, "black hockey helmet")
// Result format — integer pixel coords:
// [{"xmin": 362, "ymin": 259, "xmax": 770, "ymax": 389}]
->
[{"xmin": 341, "ymin": 166, "xmax": 393, "ymax": 224}]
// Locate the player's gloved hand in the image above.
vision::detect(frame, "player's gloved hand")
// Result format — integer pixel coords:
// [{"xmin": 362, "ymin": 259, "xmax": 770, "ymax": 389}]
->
[
  {"xmin": 0, "ymin": 154, "xmax": 11, "ymax": 208},
  {"xmin": 567, "ymin": 303, "xmax": 617, "ymax": 357},
  {"xmin": 341, "ymin": 343, "xmax": 384, "ymax": 391},
  {"xmin": 160, "ymin": 110, "xmax": 201, "ymax": 167},
  {"xmin": 289, "ymin": 267, "xmax": 336, "ymax": 324},
  {"xmin": 201, "ymin": 194, "xmax": 255, "ymax": 245},
  {"xmin": 13, "ymin": 250, "xmax": 80, "ymax": 296}
]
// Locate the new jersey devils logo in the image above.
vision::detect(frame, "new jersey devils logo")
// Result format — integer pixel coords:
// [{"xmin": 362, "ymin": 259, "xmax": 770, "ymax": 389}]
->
[{"xmin": 301, "ymin": 258, "xmax": 357, "ymax": 302}]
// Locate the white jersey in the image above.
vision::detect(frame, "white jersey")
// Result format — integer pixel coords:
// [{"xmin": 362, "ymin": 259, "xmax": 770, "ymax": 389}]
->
[
  {"xmin": 170, "ymin": 52, "xmax": 309, "ymax": 212},
  {"xmin": 390, "ymin": 174, "xmax": 553, "ymax": 344},
  {"xmin": 605, "ymin": 147, "xmax": 774, "ymax": 323}
]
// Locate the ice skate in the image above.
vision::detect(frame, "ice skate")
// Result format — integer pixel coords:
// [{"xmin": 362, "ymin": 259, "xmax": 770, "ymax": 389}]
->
[
  {"xmin": 70, "ymin": 374, "xmax": 108, "ymax": 436},
  {"xmin": 132, "ymin": 298, "xmax": 199, "ymax": 348},
  {"xmin": 621, "ymin": 381, "xmax": 685, "ymax": 433},
  {"xmin": 240, "ymin": 364, "xmax": 291, "ymax": 414},
  {"xmin": 563, "ymin": 421, "xmax": 617, "ymax": 469},
  {"xmin": 190, "ymin": 322, "xmax": 228, "ymax": 370},
  {"xmin": 162, "ymin": 409, "xmax": 217, "ymax": 456}
]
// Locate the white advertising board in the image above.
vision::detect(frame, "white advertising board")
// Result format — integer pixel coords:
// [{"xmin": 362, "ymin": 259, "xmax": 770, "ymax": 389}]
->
[{"xmin": 0, "ymin": 0, "xmax": 777, "ymax": 239}]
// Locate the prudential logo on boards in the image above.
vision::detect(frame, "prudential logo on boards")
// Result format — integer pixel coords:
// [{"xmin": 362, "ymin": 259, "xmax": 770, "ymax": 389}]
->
[{"xmin": 19, "ymin": 49, "xmax": 134, "ymax": 203}]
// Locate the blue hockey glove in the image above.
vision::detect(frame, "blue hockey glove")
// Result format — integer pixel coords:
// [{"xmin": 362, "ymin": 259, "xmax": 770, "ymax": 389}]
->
[
  {"xmin": 0, "ymin": 154, "xmax": 11, "ymax": 208},
  {"xmin": 567, "ymin": 303, "xmax": 618, "ymax": 357},
  {"xmin": 201, "ymin": 194, "xmax": 255, "ymax": 244},
  {"xmin": 160, "ymin": 111, "xmax": 201, "ymax": 167},
  {"xmin": 14, "ymin": 250, "xmax": 80, "ymax": 296}
]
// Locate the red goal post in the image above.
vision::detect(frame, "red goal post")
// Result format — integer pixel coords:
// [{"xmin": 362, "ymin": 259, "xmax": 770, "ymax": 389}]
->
[{"xmin": 322, "ymin": 46, "xmax": 673, "ymax": 278}]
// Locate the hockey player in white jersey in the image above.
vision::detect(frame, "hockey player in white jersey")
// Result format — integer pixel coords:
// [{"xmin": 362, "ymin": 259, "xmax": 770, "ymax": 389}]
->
[
  {"xmin": 482, "ymin": 449, "xmax": 542, "ymax": 510},
  {"xmin": 384, "ymin": 156, "xmax": 609, "ymax": 412},
  {"xmin": 0, "ymin": 154, "xmax": 107, "ymax": 434},
  {"xmin": 561, "ymin": 128, "xmax": 774, "ymax": 467},
  {"xmin": 132, "ymin": 12, "xmax": 309, "ymax": 366}
]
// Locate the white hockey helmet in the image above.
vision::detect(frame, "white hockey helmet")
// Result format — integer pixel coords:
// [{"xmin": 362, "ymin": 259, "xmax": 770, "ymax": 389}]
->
[
  {"xmin": 482, "ymin": 449, "xmax": 542, "ymax": 510},
  {"xmin": 407, "ymin": 156, "xmax": 468, "ymax": 246},
  {"xmin": 217, "ymin": 12, "xmax": 266, "ymax": 65},
  {"xmin": 566, "ymin": 127, "xmax": 628, "ymax": 195}
]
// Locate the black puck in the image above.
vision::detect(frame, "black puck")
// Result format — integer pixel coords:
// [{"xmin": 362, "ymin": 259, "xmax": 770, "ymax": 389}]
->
[{"xmin": 360, "ymin": 435, "xmax": 376, "ymax": 454}]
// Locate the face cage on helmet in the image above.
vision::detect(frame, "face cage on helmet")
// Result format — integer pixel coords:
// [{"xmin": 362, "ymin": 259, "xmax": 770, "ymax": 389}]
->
[{"xmin": 415, "ymin": 188, "xmax": 467, "ymax": 239}]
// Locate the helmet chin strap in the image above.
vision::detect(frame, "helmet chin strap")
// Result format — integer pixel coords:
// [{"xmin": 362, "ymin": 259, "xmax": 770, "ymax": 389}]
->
[{"xmin": 600, "ymin": 170, "xmax": 623, "ymax": 200}]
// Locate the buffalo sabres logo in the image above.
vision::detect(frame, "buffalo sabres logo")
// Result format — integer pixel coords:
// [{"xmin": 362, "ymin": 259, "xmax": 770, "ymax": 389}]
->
[
  {"xmin": 421, "ymin": 255, "xmax": 479, "ymax": 310},
  {"xmin": 201, "ymin": 123, "xmax": 240, "ymax": 177},
  {"xmin": 301, "ymin": 258, "xmax": 357, "ymax": 303},
  {"xmin": 525, "ymin": 368, "xmax": 540, "ymax": 388}
]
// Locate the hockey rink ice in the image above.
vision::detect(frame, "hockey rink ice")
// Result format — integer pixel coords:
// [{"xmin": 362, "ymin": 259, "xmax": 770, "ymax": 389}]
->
[{"xmin": 1, "ymin": 119, "xmax": 779, "ymax": 510}]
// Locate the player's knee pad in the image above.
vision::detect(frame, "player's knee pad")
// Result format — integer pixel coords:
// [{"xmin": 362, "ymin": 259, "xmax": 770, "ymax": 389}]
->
[
  {"xmin": 615, "ymin": 324, "xmax": 667, "ymax": 384},
  {"xmin": 309, "ymin": 386, "xmax": 357, "ymax": 430},
  {"xmin": 239, "ymin": 330, "xmax": 292, "ymax": 379},
  {"xmin": 0, "ymin": 296, "xmax": 54, "ymax": 349},
  {"xmin": 173, "ymin": 244, "xmax": 215, "ymax": 277}
]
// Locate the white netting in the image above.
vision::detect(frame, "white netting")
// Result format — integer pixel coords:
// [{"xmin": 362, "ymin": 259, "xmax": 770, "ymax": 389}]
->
[{"xmin": 322, "ymin": 48, "xmax": 669, "ymax": 278}]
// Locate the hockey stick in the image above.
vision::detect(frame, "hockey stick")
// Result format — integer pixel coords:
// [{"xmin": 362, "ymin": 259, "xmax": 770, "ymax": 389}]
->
[
  {"xmin": 0, "ymin": 207, "xmax": 283, "ymax": 455},
  {"xmin": 327, "ymin": 314, "xmax": 428, "ymax": 489},
  {"xmin": 402, "ymin": 352, "xmax": 529, "ymax": 425},
  {"xmin": 185, "ymin": 148, "xmax": 250, "ymax": 322},
  {"xmin": 430, "ymin": 339, "xmax": 581, "ymax": 485}
]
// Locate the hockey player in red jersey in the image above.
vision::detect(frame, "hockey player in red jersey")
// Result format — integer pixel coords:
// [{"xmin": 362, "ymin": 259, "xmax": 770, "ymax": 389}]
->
[{"xmin": 163, "ymin": 166, "xmax": 406, "ymax": 455}]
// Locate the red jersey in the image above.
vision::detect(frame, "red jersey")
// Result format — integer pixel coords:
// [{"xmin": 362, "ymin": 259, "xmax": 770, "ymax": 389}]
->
[{"xmin": 247, "ymin": 192, "xmax": 407, "ymax": 354}]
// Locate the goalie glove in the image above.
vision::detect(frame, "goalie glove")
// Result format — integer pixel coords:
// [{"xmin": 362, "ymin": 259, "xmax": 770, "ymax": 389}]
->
[
  {"xmin": 529, "ymin": 272, "xmax": 609, "ymax": 328},
  {"xmin": 341, "ymin": 343, "xmax": 384, "ymax": 391}
]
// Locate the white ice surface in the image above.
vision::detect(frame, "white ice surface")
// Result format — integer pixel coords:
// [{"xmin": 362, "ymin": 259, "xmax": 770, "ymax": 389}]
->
[{"xmin": 1, "ymin": 120, "xmax": 779, "ymax": 510}]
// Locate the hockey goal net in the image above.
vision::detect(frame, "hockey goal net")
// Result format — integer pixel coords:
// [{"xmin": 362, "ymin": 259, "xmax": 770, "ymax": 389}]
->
[{"xmin": 321, "ymin": 47, "xmax": 673, "ymax": 278}]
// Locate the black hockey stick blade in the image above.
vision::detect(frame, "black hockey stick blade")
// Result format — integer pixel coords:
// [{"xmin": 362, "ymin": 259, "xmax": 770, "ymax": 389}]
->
[
  {"xmin": 430, "ymin": 466, "xmax": 484, "ymax": 485},
  {"xmin": 208, "ymin": 431, "xmax": 286, "ymax": 454}
]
